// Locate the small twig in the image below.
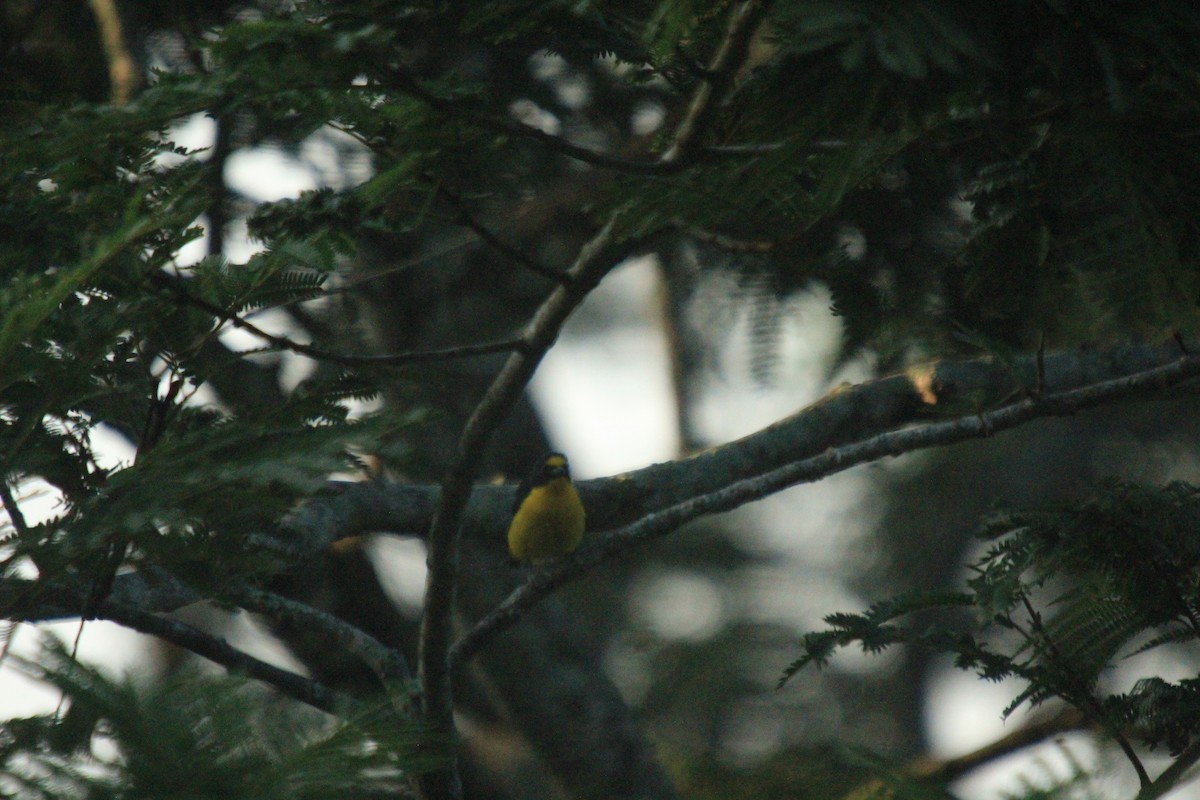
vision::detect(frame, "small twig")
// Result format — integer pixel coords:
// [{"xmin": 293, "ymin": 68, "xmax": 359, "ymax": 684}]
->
[
  {"xmin": 150, "ymin": 272, "xmax": 525, "ymax": 365},
  {"xmin": 704, "ymin": 140, "xmax": 849, "ymax": 156},
  {"xmin": 1174, "ymin": 331, "xmax": 1190, "ymax": 356},
  {"xmin": 1036, "ymin": 331, "xmax": 1047, "ymax": 395},
  {"xmin": 1018, "ymin": 595, "xmax": 1150, "ymax": 788},
  {"xmin": 910, "ymin": 707, "xmax": 1088, "ymax": 784},
  {"xmin": 0, "ymin": 622, "xmax": 20, "ymax": 673},
  {"xmin": 451, "ymin": 349, "xmax": 1200, "ymax": 664},
  {"xmin": 0, "ymin": 482, "xmax": 30, "ymax": 538},
  {"xmin": 458, "ymin": 213, "xmax": 567, "ymax": 282},
  {"xmin": 681, "ymin": 219, "xmax": 795, "ymax": 253},
  {"xmin": 1179, "ymin": 599, "xmax": 1200, "ymax": 640},
  {"xmin": 438, "ymin": 189, "xmax": 571, "ymax": 284},
  {"xmin": 1138, "ymin": 735, "xmax": 1200, "ymax": 800},
  {"xmin": 85, "ymin": 372, "xmax": 185, "ymax": 620},
  {"xmin": 139, "ymin": 373, "xmax": 184, "ymax": 452},
  {"xmin": 389, "ymin": 74, "xmax": 681, "ymax": 176},
  {"xmin": 97, "ymin": 599, "xmax": 355, "ymax": 717}
]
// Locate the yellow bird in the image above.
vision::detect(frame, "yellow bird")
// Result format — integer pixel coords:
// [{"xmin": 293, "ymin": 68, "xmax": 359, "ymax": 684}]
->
[{"xmin": 507, "ymin": 452, "xmax": 586, "ymax": 563}]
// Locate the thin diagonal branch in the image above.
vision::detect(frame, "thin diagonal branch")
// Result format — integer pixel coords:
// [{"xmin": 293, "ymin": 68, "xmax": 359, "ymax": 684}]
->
[
  {"xmin": 0, "ymin": 482, "xmax": 30, "ymax": 538},
  {"xmin": 227, "ymin": 586, "xmax": 412, "ymax": 685},
  {"xmin": 659, "ymin": 1, "xmax": 770, "ymax": 165},
  {"xmin": 97, "ymin": 599, "xmax": 355, "ymax": 716},
  {"xmin": 437, "ymin": 187, "xmax": 570, "ymax": 283},
  {"xmin": 910, "ymin": 707, "xmax": 1088, "ymax": 784},
  {"xmin": 415, "ymin": 214, "xmax": 621, "ymax": 799},
  {"xmin": 150, "ymin": 272, "xmax": 525, "ymax": 365},
  {"xmin": 1138, "ymin": 734, "xmax": 1200, "ymax": 800},
  {"xmin": 1017, "ymin": 594, "xmax": 1149, "ymax": 788},
  {"xmin": 451, "ymin": 349, "xmax": 1200, "ymax": 665}
]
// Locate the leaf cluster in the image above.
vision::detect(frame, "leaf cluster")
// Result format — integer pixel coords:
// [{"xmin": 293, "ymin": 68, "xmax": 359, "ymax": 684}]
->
[
  {"xmin": 611, "ymin": 1, "xmax": 1200, "ymax": 369},
  {"xmin": 0, "ymin": 32, "xmax": 427, "ymax": 602},
  {"xmin": 782, "ymin": 480, "xmax": 1200, "ymax": 758},
  {"xmin": 0, "ymin": 638, "xmax": 433, "ymax": 799}
]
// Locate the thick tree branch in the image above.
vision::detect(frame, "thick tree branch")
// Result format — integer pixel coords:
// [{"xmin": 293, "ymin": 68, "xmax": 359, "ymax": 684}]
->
[
  {"xmin": 6, "ymin": 340, "xmax": 1193, "ymax": 635},
  {"xmin": 451, "ymin": 346, "xmax": 1200, "ymax": 663}
]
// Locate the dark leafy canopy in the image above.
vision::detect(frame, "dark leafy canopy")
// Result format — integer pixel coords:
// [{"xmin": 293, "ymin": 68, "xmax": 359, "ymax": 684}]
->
[
  {"xmin": 2, "ymin": 0, "xmax": 1200, "ymax": 798},
  {"xmin": 782, "ymin": 481, "xmax": 1200, "ymax": 758}
]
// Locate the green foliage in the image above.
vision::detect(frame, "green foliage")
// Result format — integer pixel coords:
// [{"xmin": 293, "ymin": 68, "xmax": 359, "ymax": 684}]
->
[
  {"xmin": 0, "ymin": 16, "xmax": 429, "ymax": 601},
  {"xmin": 718, "ymin": 0, "xmax": 1200, "ymax": 366},
  {"xmin": 0, "ymin": 638, "xmax": 432, "ymax": 799},
  {"xmin": 778, "ymin": 590, "xmax": 973, "ymax": 683},
  {"xmin": 772, "ymin": 2, "xmax": 993, "ymax": 79},
  {"xmin": 783, "ymin": 480, "xmax": 1200, "ymax": 758},
  {"xmin": 4, "ymin": 0, "xmax": 1200, "ymax": 794}
]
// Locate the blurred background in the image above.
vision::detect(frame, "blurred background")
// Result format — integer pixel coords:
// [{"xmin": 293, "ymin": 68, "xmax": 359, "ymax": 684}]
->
[{"xmin": 5, "ymin": 2, "xmax": 1200, "ymax": 798}]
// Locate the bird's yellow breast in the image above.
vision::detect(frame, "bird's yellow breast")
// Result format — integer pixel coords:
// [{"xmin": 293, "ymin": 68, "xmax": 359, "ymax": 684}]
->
[{"xmin": 507, "ymin": 477, "xmax": 585, "ymax": 562}]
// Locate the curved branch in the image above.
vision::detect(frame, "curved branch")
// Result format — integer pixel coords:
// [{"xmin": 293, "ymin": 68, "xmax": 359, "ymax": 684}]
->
[{"xmin": 2, "ymin": 572, "xmax": 413, "ymax": 714}]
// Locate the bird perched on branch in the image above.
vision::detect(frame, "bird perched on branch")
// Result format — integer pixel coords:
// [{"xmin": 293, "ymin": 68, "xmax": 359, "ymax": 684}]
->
[{"xmin": 507, "ymin": 452, "xmax": 586, "ymax": 563}]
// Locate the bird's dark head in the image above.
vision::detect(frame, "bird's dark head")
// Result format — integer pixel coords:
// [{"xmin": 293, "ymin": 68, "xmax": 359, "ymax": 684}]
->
[{"xmin": 540, "ymin": 452, "xmax": 570, "ymax": 481}]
